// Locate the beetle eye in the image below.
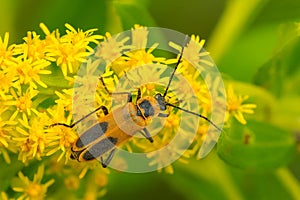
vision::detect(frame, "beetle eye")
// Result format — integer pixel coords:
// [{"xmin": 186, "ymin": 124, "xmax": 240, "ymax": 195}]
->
[{"xmin": 154, "ymin": 93, "xmax": 166, "ymax": 110}]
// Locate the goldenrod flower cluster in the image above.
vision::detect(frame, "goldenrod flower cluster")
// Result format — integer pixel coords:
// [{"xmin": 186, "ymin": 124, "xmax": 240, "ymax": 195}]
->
[{"xmin": 0, "ymin": 23, "xmax": 256, "ymax": 199}]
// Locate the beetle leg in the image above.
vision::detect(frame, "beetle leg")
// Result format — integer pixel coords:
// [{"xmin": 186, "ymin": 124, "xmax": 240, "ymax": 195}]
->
[
  {"xmin": 140, "ymin": 128, "xmax": 154, "ymax": 143},
  {"xmin": 100, "ymin": 149, "xmax": 116, "ymax": 168},
  {"xmin": 49, "ymin": 105, "xmax": 109, "ymax": 128},
  {"xmin": 99, "ymin": 76, "xmax": 132, "ymax": 102}
]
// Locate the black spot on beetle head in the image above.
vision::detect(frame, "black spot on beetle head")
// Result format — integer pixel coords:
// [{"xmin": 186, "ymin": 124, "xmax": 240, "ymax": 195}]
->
[{"xmin": 138, "ymin": 100, "xmax": 154, "ymax": 117}]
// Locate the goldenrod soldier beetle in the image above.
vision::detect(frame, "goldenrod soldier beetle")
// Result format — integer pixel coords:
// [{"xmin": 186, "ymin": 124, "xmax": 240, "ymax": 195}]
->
[{"xmin": 50, "ymin": 35, "xmax": 222, "ymax": 168}]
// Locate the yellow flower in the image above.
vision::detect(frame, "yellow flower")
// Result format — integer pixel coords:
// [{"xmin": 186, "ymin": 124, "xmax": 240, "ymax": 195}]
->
[
  {"xmin": 0, "ymin": 69, "xmax": 16, "ymax": 100},
  {"xmin": 187, "ymin": 124, "xmax": 209, "ymax": 157},
  {"xmin": 0, "ymin": 191, "xmax": 9, "ymax": 200},
  {"xmin": 124, "ymin": 25, "xmax": 165, "ymax": 68},
  {"xmin": 15, "ymin": 58, "xmax": 51, "ymax": 89},
  {"xmin": 55, "ymin": 43, "xmax": 88, "ymax": 76},
  {"xmin": 124, "ymin": 47, "xmax": 159, "ymax": 67},
  {"xmin": 12, "ymin": 165, "xmax": 54, "ymax": 200},
  {"xmin": 168, "ymin": 34, "xmax": 213, "ymax": 72},
  {"xmin": 0, "ymin": 107, "xmax": 17, "ymax": 163},
  {"xmin": 14, "ymin": 31, "xmax": 55, "ymax": 62},
  {"xmin": 180, "ymin": 71, "xmax": 211, "ymax": 114},
  {"xmin": 39, "ymin": 23, "xmax": 103, "ymax": 77},
  {"xmin": 73, "ymin": 58, "xmax": 110, "ymax": 109},
  {"xmin": 226, "ymin": 84, "xmax": 257, "ymax": 124},
  {"xmin": 45, "ymin": 105, "xmax": 77, "ymax": 163},
  {"xmin": 64, "ymin": 175, "xmax": 80, "ymax": 190},
  {"xmin": 0, "ymin": 32, "xmax": 17, "ymax": 68},
  {"xmin": 82, "ymin": 170, "xmax": 108, "ymax": 199},
  {"xmin": 93, "ymin": 171, "xmax": 108, "ymax": 188},
  {"xmin": 0, "ymin": 22, "xmax": 116, "ymax": 198},
  {"xmin": 39, "ymin": 23, "xmax": 59, "ymax": 43},
  {"xmin": 13, "ymin": 113, "xmax": 55, "ymax": 163},
  {"xmin": 94, "ymin": 32, "xmax": 130, "ymax": 64},
  {"xmin": 5, "ymin": 88, "xmax": 39, "ymax": 121},
  {"xmin": 64, "ymin": 23, "xmax": 103, "ymax": 48},
  {"xmin": 158, "ymin": 113, "xmax": 183, "ymax": 141},
  {"xmin": 54, "ymin": 88, "xmax": 73, "ymax": 112},
  {"xmin": 131, "ymin": 24, "xmax": 149, "ymax": 49},
  {"xmin": 97, "ymin": 25, "xmax": 165, "ymax": 75}
]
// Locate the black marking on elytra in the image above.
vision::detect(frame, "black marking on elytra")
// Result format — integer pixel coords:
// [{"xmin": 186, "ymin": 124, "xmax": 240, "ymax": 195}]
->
[
  {"xmin": 76, "ymin": 122, "xmax": 108, "ymax": 148},
  {"xmin": 82, "ymin": 137, "xmax": 118, "ymax": 161}
]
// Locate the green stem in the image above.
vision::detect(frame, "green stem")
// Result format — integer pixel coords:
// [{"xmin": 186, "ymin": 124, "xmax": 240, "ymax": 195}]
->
[
  {"xmin": 106, "ymin": 1, "xmax": 124, "ymax": 34},
  {"xmin": 0, "ymin": 1, "xmax": 15, "ymax": 37},
  {"xmin": 276, "ymin": 167, "xmax": 300, "ymax": 200},
  {"xmin": 207, "ymin": 0, "xmax": 269, "ymax": 64}
]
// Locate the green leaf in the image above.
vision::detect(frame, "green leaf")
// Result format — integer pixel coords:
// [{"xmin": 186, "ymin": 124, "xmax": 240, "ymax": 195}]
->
[
  {"xmin": 106, "ymin": 171, "xmax": 188, "ymax": 200},
  {"xmin": 173, "ymin": 153, "xmax": 244, "ymax": 200},
  {"xmin": 272, "ymin": 95, "xmax": 300, "ymax": 131},
  {"xmin": 252, "ymin": 0, "xmax": 300, "ymax": 25},
  {"xmin": 174, "ymin": 153, "xmax": 299, "ymax": 200},
  {"xmin": 113, "ymin": 0, "xmax": 156, "ymax": 30},
  {"xmin": 0, "ymin": 154, "xmax": 23, "ymax": 192},
  {"xmin": 218, "ymin": 119, "xmax": 296, "ymax": 170},
  {"xmin": 253, "ymin": 22, "xmax": 300, "ymax": 97},
  {"xmin": 207, "ymin": 0, "xmax": 269, "ymax": 64},
  {"xmin": 218, "ymin": 22, "xmax": 278, "ymax": 82},
  {"xmin": 12, "ymin": 0, "xmax": 107, "ymax": 42}
]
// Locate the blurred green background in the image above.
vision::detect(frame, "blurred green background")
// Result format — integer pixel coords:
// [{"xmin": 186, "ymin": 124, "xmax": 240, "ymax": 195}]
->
[{"xmin": 1, "ymin": 0, "xmax": 300, "ymax": 199}]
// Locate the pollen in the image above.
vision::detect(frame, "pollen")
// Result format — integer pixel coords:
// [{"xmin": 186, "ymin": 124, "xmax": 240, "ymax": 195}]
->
[
  {"xmin": 125, "ymin": 49, "xmax": 156, "ymax": 67},
  {"xmin": 26, "ymin": 183, "xmax": 42, "ymax": 197},
  {"xmin": 5, "ymin": 88, "xmax": 38, "ymax": 118},
  {"xmin": 15, "ymin": 58, "xmax": 51, "ymax": 89},
  {"xmin": 16, "ymin": 96, "xmax": 31, "ymax": 112}
]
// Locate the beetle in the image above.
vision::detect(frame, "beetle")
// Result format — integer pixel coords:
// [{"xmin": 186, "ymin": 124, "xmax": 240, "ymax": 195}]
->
[{"xmin": 50, "ymin": 36, "xmax": 221, "ymax": 167}]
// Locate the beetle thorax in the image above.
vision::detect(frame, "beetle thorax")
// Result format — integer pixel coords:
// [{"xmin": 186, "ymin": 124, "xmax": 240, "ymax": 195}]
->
[{"xmin": 136, "ymin": 96, "xmax": 160, "ymax": 120}]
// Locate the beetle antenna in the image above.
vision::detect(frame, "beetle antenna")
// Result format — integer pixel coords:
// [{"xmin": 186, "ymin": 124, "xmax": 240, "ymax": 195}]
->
[
  {"xmin": 163, "ymin": 35, "xmax": 189, "ymax": 97},
  {"xmin": 166, "ymin": 103, "xmax": 222, "ymax": 132}
]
